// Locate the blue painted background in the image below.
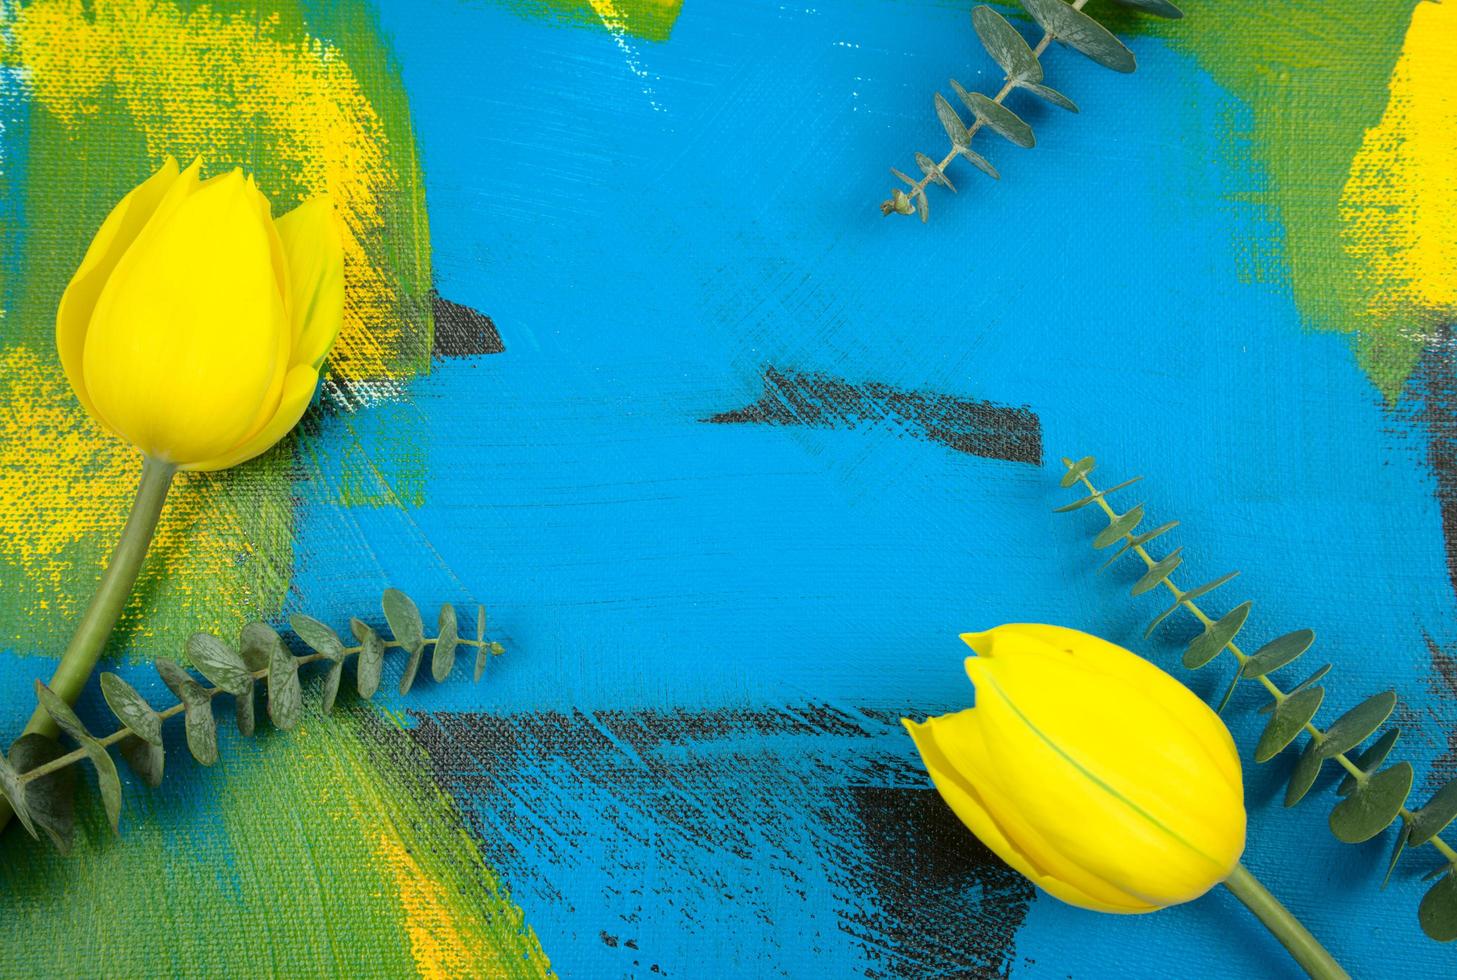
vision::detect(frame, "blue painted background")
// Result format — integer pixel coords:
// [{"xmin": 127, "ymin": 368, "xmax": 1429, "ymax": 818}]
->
[
  {"xmin": 9, "ymin": 1, "xmax": 1454, "ymax": 975},
  {"xmin": 347, "ymin": 0, "xmax": 1453, "ymax": 975}
]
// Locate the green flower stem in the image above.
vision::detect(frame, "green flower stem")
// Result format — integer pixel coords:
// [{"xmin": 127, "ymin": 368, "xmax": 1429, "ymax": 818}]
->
[
  {"xmin": 1070, "ymin": 464, "xmax": 1457, "ymax": 873},
  {"xmin": 1223, "ymin": 864, "xmax": 1349, "ymax": 979},
  {"xmin": 0, "ymin": 455, "xmax": 175, "ymax": 832}
]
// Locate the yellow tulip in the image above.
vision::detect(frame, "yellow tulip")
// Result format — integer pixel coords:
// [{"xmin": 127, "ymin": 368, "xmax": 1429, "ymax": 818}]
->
[
  {"xmin": 904, "ymin": 624, "xmax": 1246, "ymax": 913},
  {"xmin": 56, "ymin": 156, "xmax": 343, "ymax": 471}
]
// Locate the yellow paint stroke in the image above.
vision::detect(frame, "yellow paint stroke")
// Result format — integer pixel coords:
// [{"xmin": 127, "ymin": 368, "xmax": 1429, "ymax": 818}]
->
[
  {"xmin": 378, "ymin": 832, "xmax": 497, "ymax": 979},
  {"xmin": 1339, "ymin": 0, "xmax": 1457, "ymax": 370},
  {"xmin": 496, "ymin": 0, "xmax": 683, "ymax": 43},
  {"xmin": 0, "ymin": 0, "xmax": 432, "ymax": 654},
  {"xmin": 6, "ymin": 0, "xmax": 425, "ymax": 389},
  {"xmin": 0, "ymin": 702, "xmax": 553, "ymax": 978}
]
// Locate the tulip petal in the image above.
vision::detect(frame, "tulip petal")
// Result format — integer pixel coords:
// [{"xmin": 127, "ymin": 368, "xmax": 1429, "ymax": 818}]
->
[
  {"xmin": 275, "ymin": 196, "xmax": 344, "ymax": 370},
  {"xmin": 184, "ymin": 364, "xmax": 319, "ymax": 472},
  {"xmin": 963, "ymin": 625, "xmax": 1244, "ymax": 800},
  {"xmin": 909, "ymin": 710, "xmax": 1159, "ymax": 908},
  {"xmin": 83, "ymin": 167, "xmax": 287, "ymax": 464},
  {"xmin": 56, "ymin": 156, "xmax": 180, "ymax": 425},
  {"xmin": 961, "ymin": 650, "xmax": 1244, "ymax": 907}
]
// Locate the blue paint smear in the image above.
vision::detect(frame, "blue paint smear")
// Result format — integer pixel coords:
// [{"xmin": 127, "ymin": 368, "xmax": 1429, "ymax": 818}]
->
[
  {"xmin": 330, "ymin": 0, "xmax": 1457, "ymax": 975},
  {"xmin": 3, "ymin": 0, "xmax": 1452, "ymax": 976}
]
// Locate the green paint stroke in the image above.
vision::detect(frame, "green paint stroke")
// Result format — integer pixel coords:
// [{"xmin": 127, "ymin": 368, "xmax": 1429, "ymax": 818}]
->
[
  {"xmin": 486, "ymin": 0, "xmax": 685, "ymax": 43},
  {"xmin": 1087, "ymin": 0, "xmax": 1420, "ymax": 397},
  {"xmin": 0, "ymin": 0, "xmax": 434, "ymax": 660},
  {"xmin": 0, "ymin": 701, "xmax": 552, "ymax": 978}
]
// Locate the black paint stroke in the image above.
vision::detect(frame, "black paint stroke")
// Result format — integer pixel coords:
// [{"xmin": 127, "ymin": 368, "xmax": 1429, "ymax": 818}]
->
[
  {"xmin": 432, "ymin": 291, "xmax": 504, "ymax": 358},
  {"xmin": 703, "ymin": 367, "xmax": 1041, "ymax": 465},
  {"xmin": 405, "ymin": 703, "xmax": 1030, "ymax": 977},
  {"xmin": 850, "ymin": 787, "xmax": 1034, "ymax": 979}
]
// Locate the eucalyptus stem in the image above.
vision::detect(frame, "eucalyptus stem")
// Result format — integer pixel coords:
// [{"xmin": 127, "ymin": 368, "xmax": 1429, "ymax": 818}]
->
[
  {"xmin": 882, "ymin": 4, "xmax": 1074, "ymax": 214},
  {"xmin": 1223, "ymin": 864, "xmax": 1349, "ymax": 980},
  {"xmin": 0, "ymin": 454, "xmax": 175, "ymax": 833},
  {"xmin": 1070, "ymin": 465, "xmax": 1457, "ymax": 872},
  {"xmin": 12, "ymin": 634, "xmax": 492, "ymax": 787}
]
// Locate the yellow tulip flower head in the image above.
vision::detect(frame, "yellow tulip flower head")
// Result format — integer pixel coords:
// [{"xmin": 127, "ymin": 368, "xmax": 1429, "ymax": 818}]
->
[
  {"xmin": 56, "ymin": 157, "xmax": 344, "ymax": 471},
  {"xmin": 904, "ymin": 624, "xmax": 1246, "ymax": 913}
]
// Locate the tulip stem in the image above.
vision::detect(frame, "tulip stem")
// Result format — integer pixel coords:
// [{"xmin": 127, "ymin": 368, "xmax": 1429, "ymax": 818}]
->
[
  {"xmin": 0, "ymin": 455, "xmax": 175, "ymax": 833},
  {"xmin": 1222, "ymin": 863, "xmax": 1349, "ymax": 979}
]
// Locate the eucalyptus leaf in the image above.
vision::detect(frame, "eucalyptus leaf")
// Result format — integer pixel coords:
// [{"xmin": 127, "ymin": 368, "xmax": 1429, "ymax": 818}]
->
[
  {"xmin": 1262, "ymin": 664, "xmax": 1332, "ymax": 713},
  {"xmin": 382, "ymin": 588, "xmax": 425, "ymax": 650},
  {"xmin": 119, "ymin": 735, "xmax": 165, "ymax": 788},
  {"xmin": 1319, "ymin": 690, "xmax": 1398, "ymax": 759},
  {"xmin": 972, "ymin": 5, "xmax": 1041, "ymax": 81},
  {"xmin": 235, "ymin": 687, "xmax": 256, "ymax": 737},
  {"xmin": 1255, "ymin": 685, "xmax": 1324, "ymax": 762},
  {"xmin": 914, "ymin": 188, "xmax": 929, "ymax": 223},
  {"xmin": 34, "ymin": 680, "xmax": 93, "ymax": 743},
  {"xmin": 8, "ymin": 734, "xmax": 74, "ymax": 852},
  {"xmin": 1107, "ymin": 0, "xmax": 1183, "ymax": 18},
  {"xmin": 1384, "ymin": 824, "xmax": 1408, "ymax": 888},
  {"xmin": 1410, "ymin": 778, "xmax": 1457, "ymax": 847},
  {"xmin": 1020, "ymin": 0, "xmax": 1137, "ymax": 73},
  {"xmin": 958, "ymin": 146, "xmax": 1000, "ymax": 180},
  {"xmin": 961, "ymin": 90, "xmax": 1035, "ymax": 148},
  {"xmin": 184, "ymin": 700, "xmax": 219, "ymax": 767},
  {"xmin": 1052, "ymin": 475, "xmax": 1142, "ymax": 513},
  {"xmin": 36, "ymin": 680, "xmax": 125, "ymax": 830},
  {"xmin": 915, "ymin": 152, "xmax": 955, "ymax": 192},
  {"xmin": 1338, "ymin": 728, "xmax": 1399, "ymax": 797},
  {"xmin": 186, "ymin": 633, "xmax": 253, "ymax": 695},
  {"xmin": 1285, "ymin": 738, "xmax": 1324, "ymax": 807},
  {"xmin": 1020, "ymin": 81, "xmax": 1078, "ymax": 112},
  {"xmin": 155, "ymin": 658, "xmax": 207, "ymax": 706},
  {"xmin": 99, "ymin": 672, "xmax": 162, "ymax": 746},
  {"xmin": 1241, "ymin": 629, "xmax": 1315, "ymax": 679},
  {"xmin": 240, "ymin": 621, "xmax": 283, "ymax": 672},
  {"xmin": 0, "ymin": 748, "xmax": 39, "ymax": 840},
  {"xmin": 1131, "ymin": 548, "xmax": 1182, "ymax": 597},
  {"xmin": 322, "ymin": 660, "xmax": 344, "ymax": 714},
  {"xmin": 352, "ymin": 618, "xmax": 384, "ymax": 699},
  {"xmin": 475, "ymin": 606, "xmax": 489, "ymax": 683},
  {"xmin": 434, "ymin": 604, "xmax": 459, "ymax": 683},
  {"xmin": 290, "ymin": 613, "xmax": 345, "ymax": 662},
  {"xmin": 1419, "ymin": 872, "xmax": 1457, "ymax": 942},
  {"xmin": 934, "ymin": 93, "xmax": 969, "ymax": 147},
  {"xmin": 1145, "ymin": 571, "xmax": 1240, "ymax": 638},
  {"xmin": 399, "ymin": 642, "xmax": 427, "ymax": 696},
  {"xmin": 1093, "ymin": 504, "xmax": 1144, "ymax": 550},
  {"xmin": 1183, "ymin": 601, "xmax": 1251, "ymax": 670},
  {"xmin": 1329, "ymin": 762, "xmax": 1412, "ymax": 843},
  {"xmin": 1059, "ymin": 456, "xmax": 1095, "ymax": 487},
  {"xmin": 1101, "ymin": 521, "xmax": 1177, "ymax": 569},
  {"xmin": 1214, "ymin": 668, "xmax": 1241, "ymax": 714},
  {"xmin": 267, "ymin": 643, "xmax": 303, "ymax": 731},
  {"xmin": 890, "ymin": 167, "xmax": 916, "ymax": 189},
  {"xmin": 89, "ymin": 744, "xmax": 122, "ymax": 834}
]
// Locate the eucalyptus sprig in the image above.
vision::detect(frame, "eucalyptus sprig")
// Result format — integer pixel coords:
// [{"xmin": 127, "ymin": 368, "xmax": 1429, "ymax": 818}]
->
[
  {"xmin": 880, "ymin": 0, "xmax": 1183, "ymax": 222},
  {"xmin": 0, "ymin": 589, "xmax": 505, "ymax": 852},
  {"xmin": 1056, "ymin": 456, "xmax": 1457, "ymax": 942}
]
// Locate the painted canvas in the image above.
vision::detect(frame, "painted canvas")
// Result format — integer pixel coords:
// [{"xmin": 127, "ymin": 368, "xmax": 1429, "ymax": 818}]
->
[{"xmin": 1, "ymin": 0, "xmax": 1454, "ymax": 975}]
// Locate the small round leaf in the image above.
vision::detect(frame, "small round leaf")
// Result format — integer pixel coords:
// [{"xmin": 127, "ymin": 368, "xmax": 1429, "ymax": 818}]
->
[
  {"xmin": 1255, "ymin": 686, "xmax": 1323, "ymax": 762},
  {"xmin": 1319, "ymin": 691, "xmax": 1398, "ymax": 759},
  {"xmin": 1242, "ymin": 629, "xmax": 1315, "ymax": 679},
  {"xmin": 433, "ymin": 604, "xmax": 459, "ymax": 683},
  {"xmin": 1329, "ymin": 762, "xmax": 1413, "ymax": 843},
  {"xmin": 1419, "ymin": 872, "xmax": 1457, "ymax": 942}
]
